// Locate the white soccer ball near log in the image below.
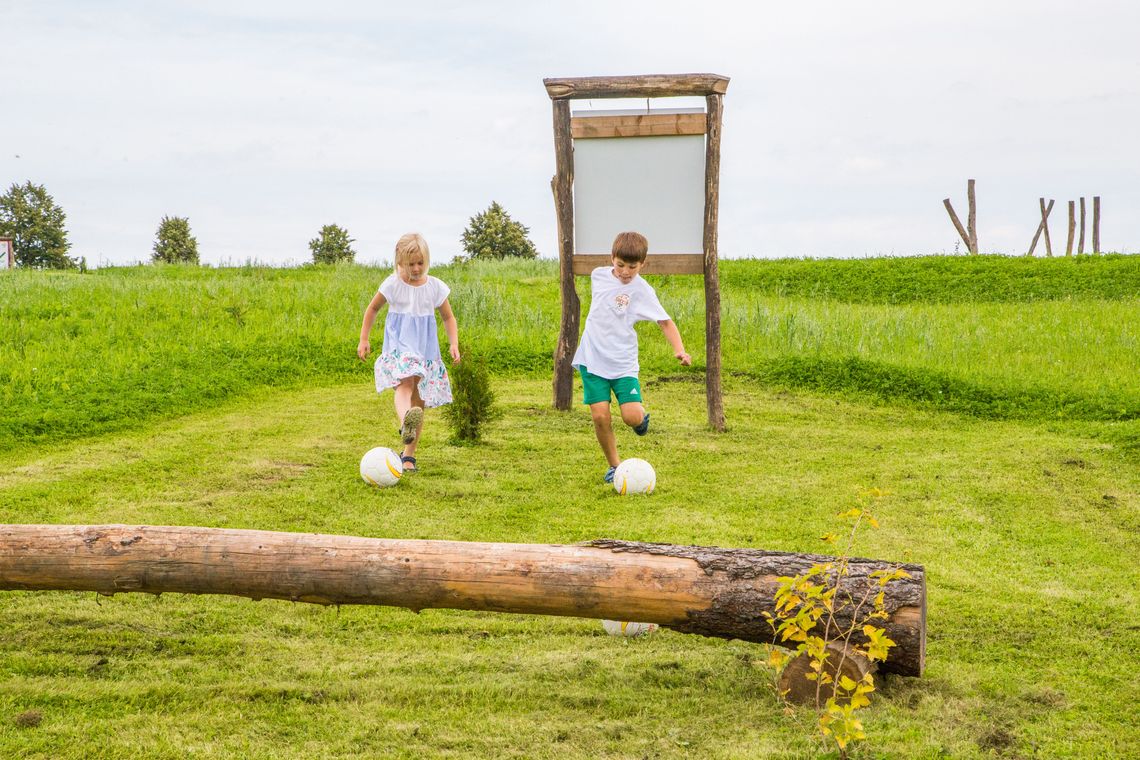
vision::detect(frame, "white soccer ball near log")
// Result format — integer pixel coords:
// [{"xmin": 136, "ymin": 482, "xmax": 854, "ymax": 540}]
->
[
  {"xmin": 613, "ymin": 458, "xmax": 655, "ymax": 495},
  {"xmin": 602, "ymin": 619, "xmax": 659, "ymax": 638},
  {"xmin": 360, "ymin": 447, "xmax": 403, "ymax": 488}
]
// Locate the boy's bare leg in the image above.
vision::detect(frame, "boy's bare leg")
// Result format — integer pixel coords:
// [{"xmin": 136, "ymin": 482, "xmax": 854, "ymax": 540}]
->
[
  {"xmin": 618, "ymin": 401, "xmax": 646, "ymax": 428},
  {"xmin": 589, "ymin": 401, "xmax": 621, "ymax": 467},
  {"xmin": 401, "ymin": 383, "xmax": 426, "ymax": 465}
]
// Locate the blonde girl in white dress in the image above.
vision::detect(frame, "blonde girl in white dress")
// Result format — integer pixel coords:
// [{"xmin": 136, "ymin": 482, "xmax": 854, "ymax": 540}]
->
[{"xmin": 357, "ymin": 233, "xmax": 460, "ymax": 472}]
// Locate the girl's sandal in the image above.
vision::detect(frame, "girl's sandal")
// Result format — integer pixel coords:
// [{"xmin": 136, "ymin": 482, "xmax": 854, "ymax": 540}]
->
[{"xmin": 401, "ymin": 455, "xmax": 417, "ymax": 473}]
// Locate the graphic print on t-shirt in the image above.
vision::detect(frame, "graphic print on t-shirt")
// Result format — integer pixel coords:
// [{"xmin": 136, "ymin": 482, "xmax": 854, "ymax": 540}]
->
[{"xmin": 610, "ymin": 293, "xmax": 631, "ymax": 315}]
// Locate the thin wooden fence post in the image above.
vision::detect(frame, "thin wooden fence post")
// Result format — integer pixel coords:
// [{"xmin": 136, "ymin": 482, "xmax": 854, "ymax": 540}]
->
[
  {"xmin": 1027, "ymin": 198, "xmax": 1054, "ymax": 256},
  {"xmin": 1078, "ymin": 197, "xmax": 1086, "ymax": 254},
  {"xmin": 967, "ymin": 179, "xmax": 978, "ymax": 253},
  {"xmin": 1093, "ymin": 196, "xmax": 1101, "ymax": 253},
  {"xmin": 703, "ymin": 93, "xmax": 726, "ymax": 432},
  {"xmin": 1066, "ymin": 201, "xmax": 1075, "ymax": 256},
  {"xmin": 1041, "ymin": 198, "xmax": 1054, "ymax": 257},
  {"xmin": 550, "ymin": 99, "xmax": 578, "ymax": 410},
  {"xmin": 943, "ymin": 199, "xmax": 971, "ymax": 252}
]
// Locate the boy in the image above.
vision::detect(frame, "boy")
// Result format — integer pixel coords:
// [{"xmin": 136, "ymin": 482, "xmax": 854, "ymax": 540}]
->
[{"xmin": 572, "ymin": 231, "xmax": 691, "ymax": 483}]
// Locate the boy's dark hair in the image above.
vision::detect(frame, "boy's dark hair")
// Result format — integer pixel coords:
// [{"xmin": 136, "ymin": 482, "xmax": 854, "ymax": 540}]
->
[{"xmin": 611, "ymin": 231, "xmax": 649, "ymax": 264}]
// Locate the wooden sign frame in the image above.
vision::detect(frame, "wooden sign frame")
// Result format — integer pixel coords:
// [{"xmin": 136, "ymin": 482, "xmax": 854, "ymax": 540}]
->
[
  {"xmin": 0, "ymin": 237, "xmax": 13, "ymax": 269},
  {"xmin": 544, "ymin": 73, "xmax": 729, "ymax": 431}
]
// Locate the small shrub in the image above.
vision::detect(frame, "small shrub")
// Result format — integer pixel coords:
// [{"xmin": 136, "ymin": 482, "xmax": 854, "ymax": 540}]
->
[
  {"xmin": 309, "ymin": 224, "xmax": 356, "ymax": 264},
  {"xmin": 763, "ymin": 490, "xmax": 910, "ymax": 758},
  {"xmin": 443, "ymin": 355, "xmax": 501, "ymax": 444},
  {"xmin": 152, "ymin": 216, "xmax": 199, "ymax": 264},
  {"xmin": 460, "ymin": 202, "xmax": 538, "ymax": 261},
  {"xmin": 0, "ymin": 181, "xmax": 74, "ymax": 269}
]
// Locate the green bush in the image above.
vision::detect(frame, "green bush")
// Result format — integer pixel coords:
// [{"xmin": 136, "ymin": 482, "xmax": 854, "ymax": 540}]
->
[
  {"xmin": 0, "ymin": 181, "xmax": 74, "ymax": 269},
  {"xmin": 152, "ymin": 216, "xmax": 199, "ymax": 264},
  {"xmin": 443, "ymin": 354, "xmax": 501, "ymax": 444},
  {"xmin": 460, "ymin": 201, "xmax": 538, "ymax": 261},
  {"xmin": 309, "ymin": 224, "xmax": 356, "ymax": 264}
]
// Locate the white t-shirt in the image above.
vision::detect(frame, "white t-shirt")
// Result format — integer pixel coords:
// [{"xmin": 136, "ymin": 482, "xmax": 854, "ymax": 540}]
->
[
  {"xmin": 377, "ymin": 273, "xmax": 451, "ymax": 361},
  {"xmin": 378, "ymin": 273, "xmax": 450, "ymax": 316},
  {"xmin": 571, "ymin": 266, "xmax": 670, "ymax": 379}
]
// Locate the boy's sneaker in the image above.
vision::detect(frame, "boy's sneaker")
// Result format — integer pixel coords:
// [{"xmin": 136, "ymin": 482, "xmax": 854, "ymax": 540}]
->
[
  {"xmin": 603, "ymin": 466, "xmax": 617, "ymax": 484},
  {"xmin": 400, "ymin": 407, "xmax": 424, "ymax": 444},
  {"xmin": 633, "ymin": 413, "xmax": 650, "ymax": 436}
]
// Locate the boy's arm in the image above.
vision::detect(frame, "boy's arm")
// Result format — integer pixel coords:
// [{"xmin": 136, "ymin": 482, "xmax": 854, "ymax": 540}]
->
[
  {"xmin": 357, "ymin": 291, "xmax": 387, "ymax": 361},
  {"xmin": 438, "ymin": 299, "xmax": 461, "ymax": 363},
  {"xmin": 657, "ymin": 319, "xmax": 691, "ymax": 366}
]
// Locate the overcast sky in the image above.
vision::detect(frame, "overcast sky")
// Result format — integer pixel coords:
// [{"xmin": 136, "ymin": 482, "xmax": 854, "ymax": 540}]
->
[{"xmin": 3, "ymin": 1, "xmax": 1139, "ymax": 266}]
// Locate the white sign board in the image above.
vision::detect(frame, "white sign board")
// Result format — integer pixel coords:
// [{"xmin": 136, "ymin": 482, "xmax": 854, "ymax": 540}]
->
[{"xmin": 573, "ymin": 134, "xmax": 706, "ymax": 255}]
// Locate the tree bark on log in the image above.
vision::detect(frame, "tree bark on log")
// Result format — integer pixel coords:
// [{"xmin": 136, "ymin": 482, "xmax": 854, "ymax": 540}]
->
[{"xmin": 0, "ymin": 525, "xmax": 926, "ymax": 677}]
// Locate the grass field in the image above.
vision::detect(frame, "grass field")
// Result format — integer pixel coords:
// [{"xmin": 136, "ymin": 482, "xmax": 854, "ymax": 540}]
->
[{"xmin": 2, "ymin": 255, "xmax": 1139, "ymax": 758}]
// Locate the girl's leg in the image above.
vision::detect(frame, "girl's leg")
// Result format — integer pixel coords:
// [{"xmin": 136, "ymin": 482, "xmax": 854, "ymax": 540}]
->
[
  {"xmin": 589, "ymin": 401, "xmax": 620, "ymax": 467},
  {"xmin": 401, "ymin": 381, "xmax": 426, "ymax": 466},
  {"xmin": 393, "ymin": 376, "xmax": 416, "ymax": 423}
]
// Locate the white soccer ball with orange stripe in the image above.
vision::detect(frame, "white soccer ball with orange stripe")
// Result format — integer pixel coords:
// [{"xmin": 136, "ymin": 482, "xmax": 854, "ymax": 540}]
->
[
  {"xmin": 613, "ymin": 458, "xmax": 656, "ymax": 495},
  {"xmin": 360, "ymin": 447, "xmax": 403, "ymax": 488},
  {"xmin": 602, "ymin": 619, "xmax": 659, "ymax": 637}
]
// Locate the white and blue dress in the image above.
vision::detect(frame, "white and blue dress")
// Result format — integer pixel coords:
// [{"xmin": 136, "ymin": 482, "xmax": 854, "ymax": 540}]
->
[{"xmin": 373, "ymin": 273, "xmax": 453, "ymax": 408}]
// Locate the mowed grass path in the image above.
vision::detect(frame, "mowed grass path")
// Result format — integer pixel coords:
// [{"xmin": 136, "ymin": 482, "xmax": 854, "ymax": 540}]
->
[{"xmin": 2, "ymin": 379, "xmax": 1138, "ymax": 758}]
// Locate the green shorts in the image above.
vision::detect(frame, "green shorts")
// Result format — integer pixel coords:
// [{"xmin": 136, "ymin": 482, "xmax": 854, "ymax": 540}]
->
[{"xmin": 579, "ymin": 367, "xmax": 643, "ymax": 406}]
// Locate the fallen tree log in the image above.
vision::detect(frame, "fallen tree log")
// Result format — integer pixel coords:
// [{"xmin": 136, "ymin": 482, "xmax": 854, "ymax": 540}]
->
[{"xmin": 0, "ymin": 525, "xmax": 926, "ymax": 676}]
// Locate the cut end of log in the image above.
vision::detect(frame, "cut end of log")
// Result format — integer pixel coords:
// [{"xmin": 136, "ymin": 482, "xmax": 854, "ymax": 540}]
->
[{"xmin": 778, "ymin": 643, "xmax": 876, "ymax": 705}]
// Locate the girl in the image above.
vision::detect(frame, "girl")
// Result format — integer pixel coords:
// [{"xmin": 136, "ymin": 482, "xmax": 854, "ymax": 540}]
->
[{"xmin": 357, "ymin": 233, "xmax": 460, "ymax": 472}]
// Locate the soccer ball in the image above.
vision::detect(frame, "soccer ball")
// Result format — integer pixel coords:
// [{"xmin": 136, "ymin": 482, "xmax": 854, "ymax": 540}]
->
[
  {"xmin": 360, "ymin": 447, "xmax": 403, "ymax": 488},
  {"xmin": 602, "ymin": 619, "xmax": 659, "ymax": 638},
  {"xmin": 613, "ymin": 458, "xmax": 656, "ymax": 495}
]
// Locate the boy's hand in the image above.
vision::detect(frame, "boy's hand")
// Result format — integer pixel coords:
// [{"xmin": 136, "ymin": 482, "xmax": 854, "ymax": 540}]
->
[
  {"xmin": 357, "ymin": 340, "xmax": 371, "ymax": 362},
  {"xmin": 450, "ymin": 344, "xmax": 461, "ymax": 364},
  {"xmin": 677, "ymin": 350, "xmax": 691, "ymax": 366}
]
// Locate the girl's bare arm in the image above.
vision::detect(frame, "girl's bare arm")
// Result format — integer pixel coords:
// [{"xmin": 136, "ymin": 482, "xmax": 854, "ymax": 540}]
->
[
  {"xmin": 438, "ymin": 299, "xmax": 460, "ymax": 363},
  {"xmin": 357, "ymin": 291, "xmax": 387, "ymax": 361}
]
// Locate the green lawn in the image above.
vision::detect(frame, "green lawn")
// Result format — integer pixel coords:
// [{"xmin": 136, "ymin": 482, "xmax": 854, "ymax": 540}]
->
[
  {"xmin": 2, "ymin": 377, "xmax": 1138, "ymax": 758},
  {"xmin": 3, "ymin": 256, "xmax": 1138, "ymax": 452}
]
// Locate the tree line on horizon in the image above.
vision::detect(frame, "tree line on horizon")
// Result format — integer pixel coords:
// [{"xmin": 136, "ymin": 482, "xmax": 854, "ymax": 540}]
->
[{"xmin": 0, "ymin": 183, "xmax": 539, "ymax": 269}]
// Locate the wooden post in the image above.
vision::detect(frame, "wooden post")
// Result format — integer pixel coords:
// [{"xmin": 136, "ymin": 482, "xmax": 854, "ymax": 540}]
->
[
  {"xmin": 1026, "ymin": 198, "xmax": 1054, "ymax": 256},
  {"xmin": 703, "ymin": 93, "xmax": 726, "ymax": 432},
  {"xmin": 551, "ymin": 99, "xmax": 578, "ymax": 410},
  {"xmin": 967, "ymin": 179, "xmax": 977, "ymax": 254},
  {"xmin": 1093, "ymin": 196, "xmax": 1101, "ymax": 253},
  {"xmin": 0, "ymin": 524, "xmax": 927, "ymax": 677},
  {"xmin": 943, "ymin": 199, "xmax": 970, "ymax": 252},
  {"xmin": 1041, "ymin": 198, "xmax": 1054, "ymax": 257},
  {"xmin": 1078, "ymin": 197, "xmax": 1086, "ymax": 254},
  {"xmin": 1066, "ymin": 201, "xmax": 1075, "ymax": 256}
]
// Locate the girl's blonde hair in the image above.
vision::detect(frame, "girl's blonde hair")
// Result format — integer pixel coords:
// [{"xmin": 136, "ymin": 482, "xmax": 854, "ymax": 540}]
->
[{"xmin": 395, "ymin": 233, "xmax": 430, "ymax": 272}]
